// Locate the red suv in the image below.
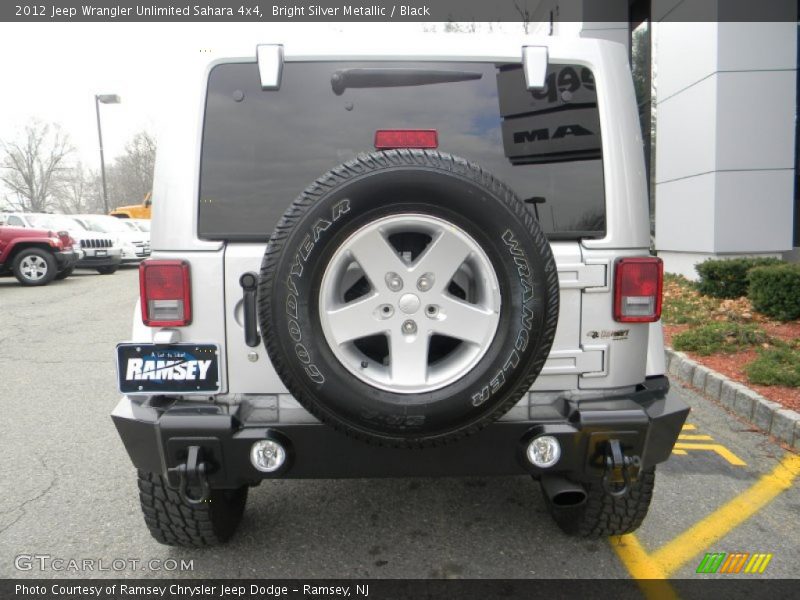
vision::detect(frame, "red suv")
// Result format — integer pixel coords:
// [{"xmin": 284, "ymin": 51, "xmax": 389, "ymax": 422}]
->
[{"xmin": 0, "ymin": 224, "xmax": 79, "ymax": 285}]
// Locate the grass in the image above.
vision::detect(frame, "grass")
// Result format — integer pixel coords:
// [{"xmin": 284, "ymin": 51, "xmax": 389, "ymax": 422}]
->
[
  {"xmin": 745, "ymin": 345, "xmax": 800, "ymax": 387},
  {"xmin": 672, "ymin": 322, "xmax": 769, "ymax": 356},
  {"xmin": 661, "ymin": 273, "xmax": 719, "ymax": 325}
]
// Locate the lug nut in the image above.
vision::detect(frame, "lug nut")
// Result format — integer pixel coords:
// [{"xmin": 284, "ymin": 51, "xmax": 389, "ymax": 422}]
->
[
  {"xmin": 385, "ymin": 272, "xmax": 403, "ymax": 292},
  {"xmin": 417, "ymin": 272, "xmax": 435, "ymax": 292},
  {"xmin": 401, "ymin": 320, "xmax": 417, "ymax": 335}
]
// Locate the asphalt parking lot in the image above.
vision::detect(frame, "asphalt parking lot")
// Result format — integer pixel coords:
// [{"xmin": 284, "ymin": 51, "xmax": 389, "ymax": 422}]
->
[{"xmin": 0, "ymin": 268, "xmax": 798, "ymax": 583}]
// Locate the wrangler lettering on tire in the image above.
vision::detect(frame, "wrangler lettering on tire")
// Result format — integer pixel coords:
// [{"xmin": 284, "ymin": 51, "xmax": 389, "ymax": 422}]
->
[{"xmin": 258, "ymin": 150, "xmax": 559, "ymax": 447}]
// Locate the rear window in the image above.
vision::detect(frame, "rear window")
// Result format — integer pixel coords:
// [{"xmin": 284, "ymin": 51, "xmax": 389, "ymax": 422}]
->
[{"xmin": 199, "ymin": 61, "xmax": 605, "ymax": 240}]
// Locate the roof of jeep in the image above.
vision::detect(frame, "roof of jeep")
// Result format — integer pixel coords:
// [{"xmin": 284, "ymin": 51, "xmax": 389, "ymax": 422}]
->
[{"xmin": 202, "ymin": 34, "xmax": 617, "ymax": 65}]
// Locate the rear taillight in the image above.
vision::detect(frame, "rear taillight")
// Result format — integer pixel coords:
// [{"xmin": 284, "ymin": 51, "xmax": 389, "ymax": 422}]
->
[
  {"xmin": 57, "ymin": 231, "xmax": 73, "ymax": 249},
  {"xmin": 375, "ymin": 129, "xmax": 438, "ymax": 150},
  {"xmin": 139, "ymin": 260, "xmax": 192, "ymax": 326},
  {"xmin": 613, "ymin": 257, "xmax": 663, "ymax": 322}
]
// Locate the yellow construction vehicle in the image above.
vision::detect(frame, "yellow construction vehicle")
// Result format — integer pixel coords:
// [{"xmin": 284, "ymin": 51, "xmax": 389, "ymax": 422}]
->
[{"xmin": 110, "ymin": 192, "xmax": 152, "ymax": 219}]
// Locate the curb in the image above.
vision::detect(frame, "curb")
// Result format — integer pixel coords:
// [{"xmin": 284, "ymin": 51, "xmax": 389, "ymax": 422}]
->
[{"xmin": 666, "ymin": 347, "xmax": 800, "ymax": 451}]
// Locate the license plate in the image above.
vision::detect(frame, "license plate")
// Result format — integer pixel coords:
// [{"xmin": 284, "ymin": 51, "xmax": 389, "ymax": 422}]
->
[
  {"xmin": 117, "ymin": 343, "xmax": 220, "ymax": 394},
  {"xmin": 95, "ymin": 249, "xmax": 107, "ymax": 257}
]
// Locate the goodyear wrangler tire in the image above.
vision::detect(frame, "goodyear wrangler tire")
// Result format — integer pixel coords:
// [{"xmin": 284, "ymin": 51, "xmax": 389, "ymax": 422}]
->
[{"xmin": 258, "ymin": 150, "xmax": 559, "ymax": 447}]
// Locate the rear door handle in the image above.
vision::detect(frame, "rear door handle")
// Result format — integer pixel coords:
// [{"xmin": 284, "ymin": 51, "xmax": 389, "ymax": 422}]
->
[{"xmin": 239, "ymin": 272, "xmax": 261, "ymax": 348}]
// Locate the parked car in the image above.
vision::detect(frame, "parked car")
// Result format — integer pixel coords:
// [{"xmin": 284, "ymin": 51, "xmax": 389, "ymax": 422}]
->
[
  {"xmin": 121, "ymin": 218, "xmax": 151, "ymax": 233},
  {"xmin": 113, "ymin": 38, "xmax": 688, "ymax": 547},
  {"xmin": 0, "ymin": 224, "xmax": 78, "ymax": 285},
  {"xmin": 71, "ymin": 214, "xmax": 150, "ymax": 264},
  {"xmin": 5, "ymin": 212, "xmax": 122, "ymax": 275}
]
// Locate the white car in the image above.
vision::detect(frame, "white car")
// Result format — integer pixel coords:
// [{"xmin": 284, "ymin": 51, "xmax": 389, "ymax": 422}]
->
[
  {"xmin": 121, "ymin": 218, "xmax": 151, "ymax": 233},
  {"xmin": 71, "ymin": 214, "xmax": 151, "ymax": 264},
  {"xmin": 4, "ymin": 212, "xmax": 122, "ymax": 275}
]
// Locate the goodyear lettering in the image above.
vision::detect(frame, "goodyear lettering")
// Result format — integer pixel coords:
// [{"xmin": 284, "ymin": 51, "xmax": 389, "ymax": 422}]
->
[
  {"xmin": 299, "ymin": 233, "xmax": 314, "ymax": 261},
  {"xmin": 282, "ymin": 197, "xmax": 351, "ymax": 386},
  {"xmin": 312, "ymin": 218, "xmax": 332, "ymax": 242}
]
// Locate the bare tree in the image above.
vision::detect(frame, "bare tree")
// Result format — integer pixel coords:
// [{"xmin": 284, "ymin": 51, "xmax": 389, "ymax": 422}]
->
[
  {"xmin": 513, "ymin": 0, "xmax": 532, "ymax": 34},
  {"xmin": 0, "ymin": 120, "xmax": 74, "ymax": 212},
  {"xmin": 106, "ymin": 130, "xmax": 156, "ymax": 209},
  {"xmin": 56, "ymin": 162, "xmax": 103, "ymax": 214}
]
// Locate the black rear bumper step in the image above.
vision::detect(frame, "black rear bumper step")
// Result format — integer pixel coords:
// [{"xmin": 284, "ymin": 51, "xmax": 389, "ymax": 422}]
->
[{"xmin": 112, "ymin": 375, "xmax": 688, "ymax": 487}]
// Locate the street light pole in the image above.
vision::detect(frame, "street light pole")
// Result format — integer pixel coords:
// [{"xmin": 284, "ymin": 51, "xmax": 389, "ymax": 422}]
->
[{"xmin": 94, "ymin": 94, "xmax": 121, "ymax": 214}]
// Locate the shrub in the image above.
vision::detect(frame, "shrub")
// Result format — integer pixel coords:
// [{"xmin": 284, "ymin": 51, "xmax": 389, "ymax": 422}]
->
[
  {"xmin": 747, "ymin": 263, "xmax": 800, "ymax": 321},
  {"xmin": 672, "ymin": 322, "xmax": 768, "ymax": 355},
  {"xmin": 695, "ymin": 257, "xmax": 782, "ymax": 299},
  {"xmin": 745, "ymin": 346, "xmax": 800, "ymax": 387},
  {"xmin": 661, "ymin": 273, "xmax": 718, "ymax": 325}
]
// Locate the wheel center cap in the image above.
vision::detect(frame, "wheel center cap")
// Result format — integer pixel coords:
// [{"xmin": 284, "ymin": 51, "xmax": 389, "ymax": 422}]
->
[{"xmin": 398, "ymin": 293, "xmax": 421, "ymax": 314}]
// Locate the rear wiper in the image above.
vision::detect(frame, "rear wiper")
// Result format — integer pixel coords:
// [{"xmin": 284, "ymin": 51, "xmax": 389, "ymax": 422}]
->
[{"xmin": 331, "ymin": 68, "xmax": 482, "ymax": 95}]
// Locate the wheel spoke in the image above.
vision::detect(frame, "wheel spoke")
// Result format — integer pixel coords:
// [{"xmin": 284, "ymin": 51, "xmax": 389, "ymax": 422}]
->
[
  {"xmin": 347, "ymin": 228, "xmax": 408, "ymax": 289},
  {"xmin": 433, "ymin": 296, "xmax": 499, "ymax": 345},
  {"xmin": 389, "ymin": 330, "xmax": 429, "ymax": 384},
  {"xmin": 325, "ymin": 293, "xmax": 386, "ymax": 345},
  {"xmin": 412, "ymin": 228, "xmax": 473, "ymax": 290}
]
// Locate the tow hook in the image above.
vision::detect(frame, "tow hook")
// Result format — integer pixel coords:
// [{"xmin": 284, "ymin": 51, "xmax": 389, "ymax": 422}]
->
[
  {"xmin": 168, "ymin": 445, "xmax": 211, "ymax": 505},
  {"xmin": 601, "ymin": 439, "xmax": 641, "ymax": 498}
]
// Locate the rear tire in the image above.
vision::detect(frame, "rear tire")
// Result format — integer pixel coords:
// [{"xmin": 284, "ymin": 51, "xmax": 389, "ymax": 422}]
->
[
  {"xmin": 542, "ymin": 468, "xmax": 656, "ymax": 537},
  {"xmin": 12, "ymin": 248, "xmax": 57, "ymax": 286},
  {"xmin": 137, "ymin": 471, "xmax": 248, "ymax": 547},
  {"xmin": 96, "ymin": 265, "xmax": 118, "ymax": 275}
]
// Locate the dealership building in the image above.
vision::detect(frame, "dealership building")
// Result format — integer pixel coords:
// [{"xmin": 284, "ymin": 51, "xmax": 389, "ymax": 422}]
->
[{"xmin": 532, "ymin": 0, "xmax": 798, "ymax": 278}]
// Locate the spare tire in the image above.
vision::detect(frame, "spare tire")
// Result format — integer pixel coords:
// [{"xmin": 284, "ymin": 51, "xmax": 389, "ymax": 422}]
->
[{"xmin": 258, "ymin": 150, "xmax": 559, "ymax": 447}]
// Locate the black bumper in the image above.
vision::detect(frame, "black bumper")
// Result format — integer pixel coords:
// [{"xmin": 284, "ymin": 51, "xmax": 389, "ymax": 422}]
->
[
  {"xmin": 77, "ymin": 254, "xmax": 122, "ymax": 268},
  {"xmin": 113, "ymin": 376, "xmax": 688, "ymax": 488},
  {"xmin": 55, "ymin": 250, "xmax": 79, "ymax": 270}
]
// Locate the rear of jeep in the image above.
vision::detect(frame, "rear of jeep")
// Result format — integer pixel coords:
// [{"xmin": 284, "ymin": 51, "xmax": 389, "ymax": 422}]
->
[{"xmin": 112, "ymin": 38, "xmax": 688, "ymax": 546}]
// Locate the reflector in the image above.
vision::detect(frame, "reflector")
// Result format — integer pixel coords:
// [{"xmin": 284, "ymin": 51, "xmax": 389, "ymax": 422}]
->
[{"xmin": 374, "ymin": 129, "xmax": 438, "ymax": 150}]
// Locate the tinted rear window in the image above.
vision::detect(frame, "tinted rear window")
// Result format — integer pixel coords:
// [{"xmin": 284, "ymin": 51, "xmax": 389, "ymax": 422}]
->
[{"xmin": 199, "ymin": 61, "xmax": 605, "ymax": 240}]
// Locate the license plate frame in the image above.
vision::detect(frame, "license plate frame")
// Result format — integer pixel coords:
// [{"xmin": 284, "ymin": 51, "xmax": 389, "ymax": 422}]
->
[{"xmin": 116, "ymin": 343, "xmax": 220, "ymax": 394}]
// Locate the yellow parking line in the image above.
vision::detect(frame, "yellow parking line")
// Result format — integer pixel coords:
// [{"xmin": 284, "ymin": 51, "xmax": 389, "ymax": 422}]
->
[
  {"xmin": 610, "ymin": 535, "xmax": 679, "ymax": 600},
  {"xmin": 672, "ymin": 449, "xmax": 687, "ymax": 455},
  {"xmin": 678, "ymin": 434, "xmax": 713, "ymax": 440},
  {"xmin": 672, "ymin": 442, "xmax": 746, "ymax": 466},
  {"xmin": 650, "ymin": 453, "xmax": 800, "ymax": 576},
  {"xmin": 681, "ymin": 424, "xmax": 697, "ymax": 431}
]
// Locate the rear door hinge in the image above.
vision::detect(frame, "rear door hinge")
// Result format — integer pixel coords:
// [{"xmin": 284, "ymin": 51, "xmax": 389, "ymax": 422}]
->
[{"xmin": 557, "ymin": 262, "xmax": 606, "ymax": 290}]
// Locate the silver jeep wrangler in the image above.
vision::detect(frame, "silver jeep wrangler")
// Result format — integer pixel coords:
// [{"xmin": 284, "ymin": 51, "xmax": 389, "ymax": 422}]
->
[{"xmin": 113, "ymin": 36, "xmax": 689, "ymax": 547}]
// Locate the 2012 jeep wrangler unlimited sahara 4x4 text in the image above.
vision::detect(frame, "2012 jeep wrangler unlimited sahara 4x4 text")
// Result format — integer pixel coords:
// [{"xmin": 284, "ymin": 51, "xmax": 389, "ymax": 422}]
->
[{"xmin": 112, "ymin": 37, "xmax": 689, "ymax": 547}]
